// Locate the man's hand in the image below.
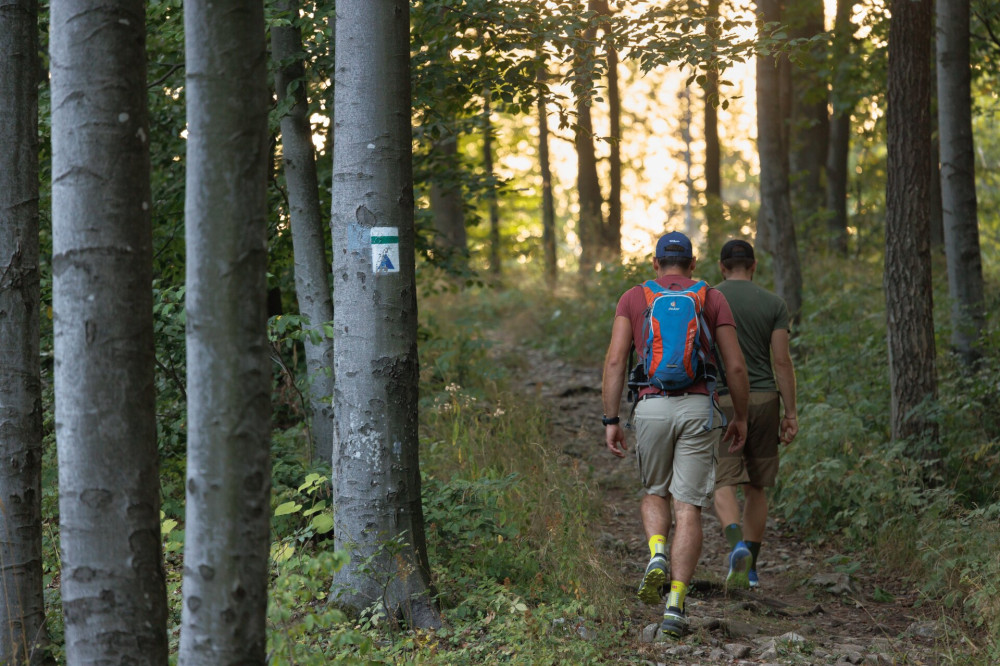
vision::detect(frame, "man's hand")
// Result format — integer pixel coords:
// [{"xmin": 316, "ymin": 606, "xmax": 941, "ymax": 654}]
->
[
  {"xmin": 721, "ymin": 418, "xmax": 747, "ymax": 454},
  {"xmin": 606, "ymin": 423, "xmax": 628, "ymax": 458},
  {"xmin": 780, "ymin": 415, "xmax": 798, "ymax": 444}
]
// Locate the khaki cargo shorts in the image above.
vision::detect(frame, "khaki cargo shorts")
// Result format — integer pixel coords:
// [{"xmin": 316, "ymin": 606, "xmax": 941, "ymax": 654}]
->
[
  {"xmin": 634, "ymin": 393, "xmax": 722, "ymax": 508},
  {"xmin": 715, "ymin": 391, "xmax": 781, "ymax": 488}
]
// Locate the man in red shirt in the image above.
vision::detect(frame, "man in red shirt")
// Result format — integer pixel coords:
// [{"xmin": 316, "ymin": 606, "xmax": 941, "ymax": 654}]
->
[{"xmin": 601, "ymin": 231, "xmax": 749, "ymax": 638}]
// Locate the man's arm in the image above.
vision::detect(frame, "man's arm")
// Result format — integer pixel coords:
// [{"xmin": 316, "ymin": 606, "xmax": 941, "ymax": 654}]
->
[
  {"xmin": 771, "ymin": 328, "xmax": 798, "ymax": 443},
  {"xmin": 715, "ymin": 323, "xmax": 749, "ymax": 452},
  {"xmin": 601, "ymin": 316, "xmax": 632, "ymax": 457}
]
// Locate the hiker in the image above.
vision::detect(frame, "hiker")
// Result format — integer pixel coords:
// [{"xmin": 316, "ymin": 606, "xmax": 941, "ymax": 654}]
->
[
  {"xmin": 712, "ymin": 239, "xmax": 799, "ymax": 590},
  {"xmin": 601, "ymin": 231, "xmax": 749, "ymax": 638}
]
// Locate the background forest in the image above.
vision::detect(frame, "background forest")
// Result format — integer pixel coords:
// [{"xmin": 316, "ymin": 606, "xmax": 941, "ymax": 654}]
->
[{"xmin": 1, "ymin": 0, "xmax": 999, "ymax": 664}]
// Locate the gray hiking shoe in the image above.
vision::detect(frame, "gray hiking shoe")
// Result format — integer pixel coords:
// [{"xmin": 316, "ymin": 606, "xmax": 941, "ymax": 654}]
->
[
  {"xmin": 637, "ymin": 553, "xmax": 668, "ymax": 605},
  {"xmin": 659, "ymin": 605, "xmax": 687, "ymax": 639}
]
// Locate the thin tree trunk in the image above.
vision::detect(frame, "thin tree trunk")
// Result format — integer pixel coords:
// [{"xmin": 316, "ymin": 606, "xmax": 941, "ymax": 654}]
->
[
  {"xmin": 605, "ymin": 28, "xmax": 622, "ymax": 255},
  {"xmin": 704, "ymin": 0, "xmax": 724, "ymax": 244},
  {"xmin": 50, "ymin": 1, "xmax": 168, "ymax": 662},
  {"xmin": 538, "ymin": 67, "xmax": 558, "ymax": 287},
  {"xmin": 0, "ymin": 1, "xmax": 47, "ymax": 662},
  {"xmin": 937, "ymin": 0, "xmax": 986, "ymax": 366},
  {"xmin": 429, "ymin": 133, "xmax": 468, "ymax": 269},
  {"xmin": 484, "ymin": 94, "xmax": 502, "ymax": 277},
  {"xmin": 575, "ymin": 98, "xmax": 603, "ymax": 273},
  {"xmin": 788, "ymin": 0, "xmax": 828, "ymax": 232},
  {"xmin": 575, "ymin": 3, "xmax": 604, "ymax": 273},
  {"xmin": 179, "ymin": 0, "xmax": 272, "ymax": 661},
  {"xmin": 272, "ymin": 0, "xmax": 336, "ymax": 465},
  {"xmin": 331, "ymin": 0, "xmax": 440, "ymax": 630},
  {"xmin": 681, "ymin": 86, "xmax": 696, "ymax": 235},
  {"xmin": 929, "ymin": 126, "xmax": 944, "ymax": 248},
  {"xmin": 885, "ymin": 0, "xmax": 938, "ymax": 445},
  {"xmin": 825, "ymin": 0, "xmax": 855, "ymax": 255},
  {"xmin": 756, "ymin": 0, "xmax": 803, "ymax": 321}
]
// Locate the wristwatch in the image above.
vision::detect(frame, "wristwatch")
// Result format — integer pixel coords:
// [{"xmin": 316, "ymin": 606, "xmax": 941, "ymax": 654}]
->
[{"xmin": 601, "ymin": 415, "xmax": 620, "ymax": 426}]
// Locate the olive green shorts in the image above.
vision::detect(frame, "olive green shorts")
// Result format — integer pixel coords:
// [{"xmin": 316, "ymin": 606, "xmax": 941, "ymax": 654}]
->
[
  {"xmin": 634, "ymin": 393, "xmax": 722, "ymax": 508},
  {"xmin": 715, "ymin": 392, "xmax": 781, "ymax": 488}
]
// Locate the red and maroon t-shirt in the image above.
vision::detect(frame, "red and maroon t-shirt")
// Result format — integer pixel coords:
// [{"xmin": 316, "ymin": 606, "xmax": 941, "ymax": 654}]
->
[{"xmin": 615, "ymin": 274, "xmax": 736, "ymax": 397}]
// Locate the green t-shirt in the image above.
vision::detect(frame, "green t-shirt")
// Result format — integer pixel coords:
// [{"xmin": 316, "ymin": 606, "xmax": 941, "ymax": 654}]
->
[{"xmin": 715, "ymin": 279, "xmax": 790, "ymax": 392}]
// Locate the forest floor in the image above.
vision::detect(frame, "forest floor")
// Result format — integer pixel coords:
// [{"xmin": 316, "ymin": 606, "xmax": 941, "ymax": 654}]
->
[{"xmin": 511, "ymin": 345, "xmax": 975, "ymax": 665}]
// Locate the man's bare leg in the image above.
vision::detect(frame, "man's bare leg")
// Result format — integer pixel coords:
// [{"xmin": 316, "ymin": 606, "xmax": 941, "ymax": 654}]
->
[{"xmin": 669, "ymin": 501, "xmax": 702, "ymax": 584}]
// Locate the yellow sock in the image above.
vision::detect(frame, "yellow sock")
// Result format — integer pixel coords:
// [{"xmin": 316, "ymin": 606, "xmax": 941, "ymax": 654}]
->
[
  {"xmin": 666, "ymin": 580, "xmax": 688, "ymax": 610},
  {"xmin": 648, "ymin": 535, "xmax": 667, "ymax": 558}
]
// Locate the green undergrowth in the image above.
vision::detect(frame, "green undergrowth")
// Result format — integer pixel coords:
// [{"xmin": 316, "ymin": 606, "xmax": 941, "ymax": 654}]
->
[{"xmin": 259, "ymin": 281, "xmax": 630, "ymax": 664}]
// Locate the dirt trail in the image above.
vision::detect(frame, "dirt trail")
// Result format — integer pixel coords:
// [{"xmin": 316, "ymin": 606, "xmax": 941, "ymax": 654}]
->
[{"xmin": 518, "ymin": 347, "xmax": 963, "ymax": 665}]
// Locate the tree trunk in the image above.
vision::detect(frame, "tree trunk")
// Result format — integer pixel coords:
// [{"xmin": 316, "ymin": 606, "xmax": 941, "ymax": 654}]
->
[
  {"xmin": 885, "ymin": 0, "xmax": 938, "ymax": 445},
  {"xmin": 0, "ymin": 1, "xmax": 47, "ymax": 662},
  {"xmin": 704, "ymin": 0, "xmax": 724, "ymax": 244},
  {"xmin": 825, "ymin": 0, "xmax": 855, "ymax": 255},
  {"xmin": 429, "ymin": 133, "xmax": 469, "ymax": 269},
  {"xmin": 605, "ymin": 28, "xmax": 622, "ymax": 255},
  {"xmin": 272, "ymin": 0, "xmax": 336, "ymax": 465},
  {"xmin": 538, "ymin": 67, "xmax": 558, "ymax": 287},
  {"xmin": 331, "ymin": 0, "xmax": 440, "ymax": 630},
  {"xmin": 483, "ymin": 95, "xmax": 502, "ymax": 277},
  {"xmin": 575, "ymin": 96, "xmax": 604, "ymax": 273},
  {"xmin": 937, "ymin": 0, "xmax": 986, "ymax": 366},
  {"xmin": 755, "ymin": 0, "xmax": 803, "ymax": 321},
  {"xmin": 575, "ymin": 4, "xmax": 604, "ymax": 273},
  {"xmin": 787, "ymin": 0, "xmax": 829, "ymax": 233},
  {"xmin": 929, "ymin": 127, "xmax": 944, "ymax": 248},
  {"xmin": 50, "ymin": 1, "xmax": 168, "ymax": 662},
  {"xmin": 179, "ymin": 0, "xmax": 272, "ymax": 661}
]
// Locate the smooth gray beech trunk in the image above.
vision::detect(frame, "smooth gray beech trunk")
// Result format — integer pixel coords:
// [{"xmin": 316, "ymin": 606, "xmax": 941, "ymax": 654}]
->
[
  {"xmin": 179, "ymin": 0, "xmax": 271, "ymax": 662},
  {"xmin": 755, "ymin": 0, "xmax": 803, "ymax": 321},
  {"xmin": 331, "ymin": 0, "xmax": 440, "ymax": 630},
  {"xmin": 271, "ymin": 0, "xmax": 336, "ymax": 464},
  {"xmin": 936, "ymin": 0, "xmax": 986, "ymax": 366},
  {"xmin": 885, "ymin": 0, "xmax": 938, "ymax": 445},
  {"xmin": 50, "ymin": 1, "xmax": 168, "ymax": 662},
  {"xmin": 0, "ymin": 1, "xmax": 47, "ymax": 662}
]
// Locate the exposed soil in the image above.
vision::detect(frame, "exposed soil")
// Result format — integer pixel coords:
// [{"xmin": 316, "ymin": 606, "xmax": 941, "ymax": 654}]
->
[{"xmin": 517, "ymin": 347, "xmax": 973, "ymax": 665}]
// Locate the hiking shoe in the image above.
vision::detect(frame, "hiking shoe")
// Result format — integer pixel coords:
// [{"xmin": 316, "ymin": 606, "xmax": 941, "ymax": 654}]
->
[
  {"xmin": 725, "ymin": 541, "xmax": 752, "ymax": 590},
  {"xmin": 637, "ymin": 553, "xmax": 668, "ymax": 605},
  {"xmin": 659, "ymin": 605, "xmax": 688, "ymax": 638},
  {"xmin": 748, "ymin": 569, "xmax": 759, "ymax": 589}
]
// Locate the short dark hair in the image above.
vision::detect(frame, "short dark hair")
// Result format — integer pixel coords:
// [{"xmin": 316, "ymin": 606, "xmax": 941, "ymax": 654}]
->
[
  {"xmin": 657, "ymin": 256, "xmax": 694, "ymax": 271},
  {"xmin": 721, "ymin": 257, "xmax": 754, "ymax": 272}
]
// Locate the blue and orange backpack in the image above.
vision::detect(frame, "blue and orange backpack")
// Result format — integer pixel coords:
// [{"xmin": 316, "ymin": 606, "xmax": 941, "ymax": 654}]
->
[{"xmin": 626, "ymin": 279, "xmax": 722, "ymax": 429}]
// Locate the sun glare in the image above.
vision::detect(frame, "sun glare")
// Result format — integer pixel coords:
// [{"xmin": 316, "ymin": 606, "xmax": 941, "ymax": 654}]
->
[{"xmin": 494, "ymin": 0, "xmax": 851, "ymax": 261}]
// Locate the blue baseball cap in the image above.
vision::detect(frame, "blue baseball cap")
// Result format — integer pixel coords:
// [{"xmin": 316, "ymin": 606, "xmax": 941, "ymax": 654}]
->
[{"xmin": 655, "ymin": 231, "xmax": 694, "ymax": 260}]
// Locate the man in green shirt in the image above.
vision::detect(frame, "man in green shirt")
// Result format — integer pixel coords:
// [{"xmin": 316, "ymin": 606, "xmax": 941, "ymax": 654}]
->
[{"xmin": 713, "ymin": 239, "xmax": 799, "ymax": 589}]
